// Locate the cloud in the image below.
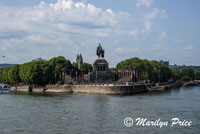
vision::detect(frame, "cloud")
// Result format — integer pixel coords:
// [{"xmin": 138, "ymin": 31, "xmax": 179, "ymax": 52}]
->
[
  {"xmin": 115, "ymin": 47, "xmax": 139, "ymax": 53},
  {"xmin": 144, "ymin": 8, "xmax": 159, "ymax": 20},
  {"xmin": 142, "ymin": 21, "xmax": 151, "ymax": 33},
  {"xmin": 128, "ymin": 30, "xmax": 139, "ymax": 38},
  {"xmin": 136, "ymin": 0, "xmax": 155, "ymax": 8},
  {"xmin": 142, "ymin": 8, "xmax": 168, "ymax": 33},
  {"xmin": 159, "ymin": 31, "xmax": 167, "ymax": 40},
  {"xmin": 160, "ymin": 10, "xmax": 168, "ymax": 19},
  {"xmin": 184, "ymin": 45, "xmax": 194, "ymax": 50},
  {"xmin": 0, "ymin": 0, "xmax": 131, "ymax": 64},
  {"xmin": 144, "ymin": 8, "xmax": 168, "ymax": 20},
  {"xmin": 0, "ymin": 0, "xmax": 169, "ymax": 66}
]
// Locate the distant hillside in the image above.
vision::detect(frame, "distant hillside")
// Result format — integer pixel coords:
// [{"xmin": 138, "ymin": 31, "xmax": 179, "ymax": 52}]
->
[
  {"xmin": 170, "ymin": 65, "xmax": 200, "ymax": 72},
  {"xmin": 0, "ymin": 64, "xmax": 16, "ymax": 69}
]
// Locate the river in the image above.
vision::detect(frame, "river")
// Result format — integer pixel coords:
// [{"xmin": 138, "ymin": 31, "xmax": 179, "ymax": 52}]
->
[{"xmin": 0, "ymin": 86, "xmax": 200, "ymax": 134}]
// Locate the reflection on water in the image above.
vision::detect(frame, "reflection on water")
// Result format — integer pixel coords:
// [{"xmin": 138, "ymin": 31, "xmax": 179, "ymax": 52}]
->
[{"xmin": 0, "ymin": 87, "xmax": 200, "ymax": 134}]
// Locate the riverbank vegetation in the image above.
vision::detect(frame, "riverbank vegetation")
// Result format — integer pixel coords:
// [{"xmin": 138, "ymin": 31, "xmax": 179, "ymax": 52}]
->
[
  {"xmin": 116, "ymin": 57, "xmax": 200, "ymax": 82},
  {"xmin": 0, "ymin": 57, "xmax": 200, "ymax": 85},
  {"xmin": 0, "ymin": 56, "xmax": 92, "ymax": 85}
]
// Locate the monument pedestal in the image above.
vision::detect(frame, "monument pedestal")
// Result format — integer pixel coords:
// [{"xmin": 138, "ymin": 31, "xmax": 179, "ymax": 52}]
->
[{"xmin": 84, "ymin": 58, "xmax": 116, "ymax": 82}]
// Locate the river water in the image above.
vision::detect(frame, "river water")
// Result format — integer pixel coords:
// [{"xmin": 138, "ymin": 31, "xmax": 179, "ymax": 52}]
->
[{"xmin": 0, "ymin": 86, "xmax": 200, "ymax": 134}]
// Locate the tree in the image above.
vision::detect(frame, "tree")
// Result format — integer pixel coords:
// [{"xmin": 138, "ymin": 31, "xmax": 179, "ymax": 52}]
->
[
  {"xmin": 194, "ymin": 72, "xmax": 200, "ymax": 80},
  {"xmin": 116, "ymin": 57, "xmax": 172, "ymax": 82},
  {"xmin": 80, "ymin": 63, "xmax": 93, "ymax": 71},
  {"xmin": 72, "ymin": 62, "xmax": 78, "ymax": 71},
  {"xmin": 181, "ymin": 76, "xmax": 191, "ymax": 82},
  {"xmin": 181, "ymin": 68, "xmax": 194, "ymax": 81},
  {"xmin": 172, "ymin": 69, "xmax": 181, "ymax": 81},
  {"xmin": 49, "ymin": 56, "xmax": 73, "ymax": 73},
  {"xmin": 0, "ymin": 67, "xmax": 10, "ymax": 83},
  {"xmin": 8, "ymin": 65, "xmax": 21, "ymax": 84},
  {"xmin": 19, "ymin": 61, "xmax": 52, "ymax": 85}
]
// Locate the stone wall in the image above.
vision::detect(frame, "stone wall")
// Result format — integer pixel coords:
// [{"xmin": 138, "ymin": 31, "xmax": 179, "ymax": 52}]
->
[
  {"xmin": 10, "ymin": 86, "xmax": 31, "ymax": 92},
  {"xmin": 71, "ymin": 84, "xmax": 147, "ymax": 95},
  {"xmin": 45, "ymin": 85, "xmax": 72, "ymax": 93},
  {"xmin": 10, "ymin": 84, "xmax": 148, "ymax": 95}
]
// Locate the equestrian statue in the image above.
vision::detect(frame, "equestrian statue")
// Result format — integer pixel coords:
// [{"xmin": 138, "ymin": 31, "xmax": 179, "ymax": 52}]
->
[{"xmin": 96, "ymin": 44, "xmax": 104, "ymax": 58}]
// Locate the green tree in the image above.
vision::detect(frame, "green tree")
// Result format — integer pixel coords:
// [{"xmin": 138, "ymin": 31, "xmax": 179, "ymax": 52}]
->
[
  {"xmin": 0, "ymin": 67, "xmax": 10, "ymax": 83},
  {"xmin": 8, "ymin": 65, "xmax": 21, "ymax": 84},
  {"xmin": 194, "ymin": 72, "xmax": 200, "ymax": 80},
  {"xmin": 72, "ymin": 62, "xmax": 78, "ymax": 71},
  {"xmin": 80, "ymin": 63, "xmax": 93, "ymax": 71},
  {"xmin": 19, "ymin": 61, "xmax": 52, "ymax": 85},
  {"xmin": 49, "ymin": 56, "xmax": 73, "ymax": 73},
  {"xmin": 181, "ymin": 76, "xmax": 191, "ymax": 82},
  {"xmin": 116, "ymin": 57, "xmax": 172, "ymax": 82},
  {"xmin": 181, "ymin": 68, "xmax": 194, "ymax": 81},
  {"xmin": 172, "ymin": 69, "xmax": 182, "ymax": 81}
]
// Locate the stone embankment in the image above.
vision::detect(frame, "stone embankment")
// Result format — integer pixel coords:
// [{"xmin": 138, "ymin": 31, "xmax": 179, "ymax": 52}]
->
[
  {"xmin": 10, "ymin": 84, "xmax": 147, "ymax": 95},
  {"xmin": 10, "ymin": 85, "xmax": 72, "ymax": 93},
  {"xmin": 147, "ymin": 83, "xmax": 183, "ymax": 91},
  {"xmin": 71, "ymin": 84, "xmax": 147, "ymax": 95},
  {"xmin": 10, "ymin": 82, "xmax": 183, "ymax": 95}
]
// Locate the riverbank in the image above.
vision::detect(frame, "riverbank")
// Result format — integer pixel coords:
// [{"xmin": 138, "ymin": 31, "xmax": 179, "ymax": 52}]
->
[
  {"xmin": 10, "ymin": 82, "xmax": 183, "ymax": 95},
  {"xmin": 147, "ymin": 83, "xmax": 183, "ymax": 91}
]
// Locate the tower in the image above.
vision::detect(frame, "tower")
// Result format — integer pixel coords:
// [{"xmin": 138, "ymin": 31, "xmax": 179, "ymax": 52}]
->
[{"xmin": 76, "ymin": 54, "xmax": 83, "ymax": 70}]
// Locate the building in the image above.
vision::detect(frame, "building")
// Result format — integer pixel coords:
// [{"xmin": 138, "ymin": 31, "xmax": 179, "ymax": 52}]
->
[
  {"xmin": 32, "ymin": 57, "xmax": 46, "ymax": 62},
  {"xmin": 76, "ymin": 54, "xmax": 83, "ymax": 70},
  {"xmin": 160, "ymin": 60, "xmax": 169, "ymax": 67}
]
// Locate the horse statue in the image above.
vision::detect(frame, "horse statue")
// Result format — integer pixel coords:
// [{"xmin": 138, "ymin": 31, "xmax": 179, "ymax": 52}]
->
[{"xmin": 96, "ymin": 44, "xmax": 104, "ymax": 58}]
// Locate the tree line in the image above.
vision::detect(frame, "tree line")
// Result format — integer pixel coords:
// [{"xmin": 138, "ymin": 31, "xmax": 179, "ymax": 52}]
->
[
  {"xmin": 1, "ymin": 56, "xmax": 199, "ymax": 85},
  {"xmin": 117, "ymin": 57, "xmax": 200, "ymax": 82},
  {"xmin": 0, "ymin": 56, "xmax": 92, "ymax": 85}
]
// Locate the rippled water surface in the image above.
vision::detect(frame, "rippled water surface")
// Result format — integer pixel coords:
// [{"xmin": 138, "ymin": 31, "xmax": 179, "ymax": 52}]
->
[{"xmin": 0, "ymin": 87, "xmax": 200, "ymax": 134}]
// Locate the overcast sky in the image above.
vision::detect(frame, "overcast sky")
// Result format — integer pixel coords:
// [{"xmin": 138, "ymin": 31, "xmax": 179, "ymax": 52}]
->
[{"xmin": 0, "ymin": 0, "xmax": 200, "ymax": 67}]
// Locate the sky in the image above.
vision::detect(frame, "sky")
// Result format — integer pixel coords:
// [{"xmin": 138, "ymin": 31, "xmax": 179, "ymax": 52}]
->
[{"xmin": 0, "ymin": 0, "xmax": 200, "ymax": 67}]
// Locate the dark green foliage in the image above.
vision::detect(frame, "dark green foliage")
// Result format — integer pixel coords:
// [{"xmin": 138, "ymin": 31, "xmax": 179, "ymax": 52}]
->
[
  {"xmin": 8, "ymin": 65, "xmax": 21, "ymax": 84},
  {"xmin": 117, "ymin": 57, "xmax": 171, "ymax": 82},
  {"xmin": 80, "ymin": 63, "xmax": 93, "ymax": 71},
  {"xmin": 181, "ymin": 68, "xmax": 194, "ymax": 81},
  {"xmin": 49, "ymin": 56, "xmax": 73, "ymax": 73},
  {"xmin": 1, "ymin": 56, "xmax": 73, "ymax": 85},
  {"xmin": 72, "ymin": 62, "xmax": 78, "ymax": 70},
  {"xmin": 181, "ymin": 76, "xmax": 191, "ymax": 82},
  {"xmin": 172, "ymin": 69, "xmax": 181, "ymax": 81},
  {"xmin": 0, "ymin": 67, "xmax": 10, "ymax": 83},
  {"xmin": 194, "ymin": 72, "xmax": 200, "ymax": 80}
]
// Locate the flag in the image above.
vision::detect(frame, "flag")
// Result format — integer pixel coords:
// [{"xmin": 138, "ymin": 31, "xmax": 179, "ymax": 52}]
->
[
  {"xmin": 118, "ymin": 68, "xmax": 120, "ymax": 73},
  {"xmin": 131, "ymin": 72, "xmax": 133, "ymax": 78},
  {"xmin": 117, "ymin": 68, "xmax": 120, "ymax": 76}
]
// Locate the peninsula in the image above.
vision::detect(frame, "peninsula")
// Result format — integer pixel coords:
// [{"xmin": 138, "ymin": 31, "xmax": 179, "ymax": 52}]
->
[{"xmin": 0, "ymin": 44, "xmax": 199, "ymax": 95}]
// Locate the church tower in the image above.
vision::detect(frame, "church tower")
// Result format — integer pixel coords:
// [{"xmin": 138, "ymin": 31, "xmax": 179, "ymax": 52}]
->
[{"xmin": 76, "ymin": 54, "xmax": 83, "ymax": 70}]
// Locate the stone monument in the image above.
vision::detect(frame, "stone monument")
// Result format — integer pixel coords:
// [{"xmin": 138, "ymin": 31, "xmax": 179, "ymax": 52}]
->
[{"xmin": 84, "ymin": 44, "xmax": 116, "ymax": 82}]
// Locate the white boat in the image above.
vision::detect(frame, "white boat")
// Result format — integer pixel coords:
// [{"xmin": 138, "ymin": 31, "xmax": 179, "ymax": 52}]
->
[{"xmin": 0, "ymin": 84, "xmax": 10, "ymax": 94}]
